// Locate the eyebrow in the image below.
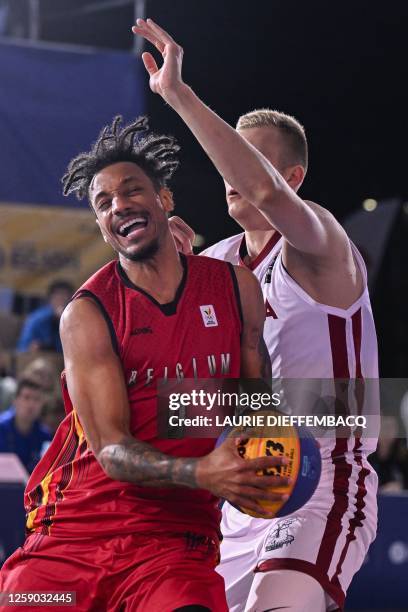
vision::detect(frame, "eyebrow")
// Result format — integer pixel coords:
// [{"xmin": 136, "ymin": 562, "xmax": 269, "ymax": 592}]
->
[{"xmin": 93, "ymin": 176, "xmax": 142, "ymax": 202}]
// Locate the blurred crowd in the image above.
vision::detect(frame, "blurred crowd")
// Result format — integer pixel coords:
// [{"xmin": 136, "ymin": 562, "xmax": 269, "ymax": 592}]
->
[
  {"xmin": 369, "ymin": 413, "xmax": 408, "ymax": 493},
  {"xmin": 0, "ymin": 281, "xmax": 72, "ymax": 475},
  {"xmin": 1, "ymin": 279, "xmax": 408, "ymax": 492}
]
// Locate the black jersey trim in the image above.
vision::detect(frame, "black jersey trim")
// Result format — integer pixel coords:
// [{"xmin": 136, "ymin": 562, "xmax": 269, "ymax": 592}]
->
[
  {"xmin": 227, "ymin": 263, "xmax": 243, "ymax": 328},
  {"xmin": 116, "ymin": 255, "xmax": 188, "ymax": 317},
  {"xmin": 73, "ymin": 290, "xmax": 120, "ymax": 356}
]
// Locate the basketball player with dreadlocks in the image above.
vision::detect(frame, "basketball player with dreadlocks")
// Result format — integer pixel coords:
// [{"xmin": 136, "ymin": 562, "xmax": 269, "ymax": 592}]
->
[
  {"xmin": 0, "ymin": 117, "xmax": 288, "ymax": 611},
  {"xmin": 132, "ymin": 17, "xmax": 379, "ymax": 612}
]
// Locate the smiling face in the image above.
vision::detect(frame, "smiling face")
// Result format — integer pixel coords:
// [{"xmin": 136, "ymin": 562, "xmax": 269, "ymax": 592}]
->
[{"xmin": 89, "ymin": 161, "xmax": 174, "ymax": 262}]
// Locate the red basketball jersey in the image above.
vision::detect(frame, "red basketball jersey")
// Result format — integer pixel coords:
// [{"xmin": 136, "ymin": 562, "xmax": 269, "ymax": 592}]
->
[{"xmin": 25, "ymin": 255, "xmax": 242, "ymax": 539}]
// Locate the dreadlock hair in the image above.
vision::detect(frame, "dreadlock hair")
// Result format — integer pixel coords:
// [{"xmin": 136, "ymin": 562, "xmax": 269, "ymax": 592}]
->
[{"xmin": 62, "ymin": 115, "xmax": 180, "ymax": 202}]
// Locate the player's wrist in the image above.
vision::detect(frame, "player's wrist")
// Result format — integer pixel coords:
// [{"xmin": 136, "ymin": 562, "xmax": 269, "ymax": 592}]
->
[
  {"xmin": 170, "ymin": 456, "xmax": 200, "ymax": 489},
  {"xmin": 194, "ymin": 455, "xmax": 207, "ymax": 489},
  {"xmin": 163, "ymin": 82, "xmax": 194, "ymax": 111}
]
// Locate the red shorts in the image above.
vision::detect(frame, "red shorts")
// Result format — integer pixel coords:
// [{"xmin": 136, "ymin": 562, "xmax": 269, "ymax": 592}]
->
[{"xmin": 0, "ymin": 531, "xmax": 228, "ymax": 612}]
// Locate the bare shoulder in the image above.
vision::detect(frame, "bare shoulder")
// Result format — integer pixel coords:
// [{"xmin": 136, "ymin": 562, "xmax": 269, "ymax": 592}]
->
[
  {"xmin": 233, "ymin": 265, "xmax": 261, "ymax": 291},
  {"xmin": 61, "ymin": 297, "xmax": 101, "ymax": 333},
  {"xmin": 232, "ymin": 265, "xmax": 264, "ymax": 317},
  {"xmin": 60, "ymin": 297, "xmax": 112, "ymax": 354}
]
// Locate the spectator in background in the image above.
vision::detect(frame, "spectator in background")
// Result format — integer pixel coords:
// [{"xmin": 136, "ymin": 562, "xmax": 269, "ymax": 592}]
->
[
  {"xmin": 21, "ymin": 357, "xmax": 60, "ymax": 396},
  {"xmin": 369, "ymin": 415, "xmax": 408, "ymax": 491},
  {"xmin": 0, "ymin": 347, "xmax": 17, "ymax": 411},
  {"xmin": 17, "ymin": 281, "xmax": 74, "ymax": 353},
  {"xmin": 0, "ymin": 378, "xmax": 51, "ymax": 473},
  {"xmin": 41, "ymin": 395, "xmax": 65, "ymax": 436}
]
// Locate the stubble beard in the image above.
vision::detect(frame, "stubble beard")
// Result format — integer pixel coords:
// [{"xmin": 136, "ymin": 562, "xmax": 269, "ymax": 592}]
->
[{"xmin": 120, "ymin": 237, "xmax": 160, "ymax": 262}]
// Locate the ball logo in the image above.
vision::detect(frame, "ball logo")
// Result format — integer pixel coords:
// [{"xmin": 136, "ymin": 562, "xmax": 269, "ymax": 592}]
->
[{"xmin": 199, "ymin": 305, "xmax": 218, "ymax": 327}]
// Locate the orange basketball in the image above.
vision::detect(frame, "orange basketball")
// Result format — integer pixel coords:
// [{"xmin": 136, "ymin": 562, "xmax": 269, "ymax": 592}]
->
[{"xmin": 221, "ymin": 411, "xmax": 321, "ymax": 518}]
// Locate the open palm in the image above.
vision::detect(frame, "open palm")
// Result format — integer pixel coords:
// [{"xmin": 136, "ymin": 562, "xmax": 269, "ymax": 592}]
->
[{"xmin": 132, "ymin": 19, "xmax": 184, "ymax": 100}]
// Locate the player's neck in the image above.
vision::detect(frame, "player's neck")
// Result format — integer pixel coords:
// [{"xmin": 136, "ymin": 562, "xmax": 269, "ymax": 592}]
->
[
  {"xmin": 244, "ymin": 229, "xmax": 277, "ymax": 262},
  {"xmin": 119, "ymin": 239, "xmax": 184, "ymax": 304}
]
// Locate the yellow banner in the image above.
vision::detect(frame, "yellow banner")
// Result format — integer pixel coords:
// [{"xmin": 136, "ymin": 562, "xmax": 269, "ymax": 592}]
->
[{"xmin": 0, "ymin": 202, "xmax": 113, "ymax": 294}]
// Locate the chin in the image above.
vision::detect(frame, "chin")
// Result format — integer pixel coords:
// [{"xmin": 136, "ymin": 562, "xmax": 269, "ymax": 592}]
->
[
  {"xmin": 122, "ymin": 238, "xmax": 160, "ymax": 262},
  {"xmin": 228, "ymin": 203, "xmax": 250, "ymax": 224}
]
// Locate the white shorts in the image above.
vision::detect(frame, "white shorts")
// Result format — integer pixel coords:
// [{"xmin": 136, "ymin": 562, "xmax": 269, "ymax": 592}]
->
[{"xmin": 217, "ymin": 454, "xmax": 378, "ymax": 612}]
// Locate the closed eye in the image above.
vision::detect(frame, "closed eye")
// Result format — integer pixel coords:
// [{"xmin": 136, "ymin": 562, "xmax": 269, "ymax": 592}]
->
[{"xmin": 98, "ymin": 199, "xmax": 111, "ymax": 211}]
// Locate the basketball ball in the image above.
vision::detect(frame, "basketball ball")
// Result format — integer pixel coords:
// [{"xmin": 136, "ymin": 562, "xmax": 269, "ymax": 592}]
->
[{"xmin": 218, "ymin": 410, "xmax": 321, "ymax": 519}]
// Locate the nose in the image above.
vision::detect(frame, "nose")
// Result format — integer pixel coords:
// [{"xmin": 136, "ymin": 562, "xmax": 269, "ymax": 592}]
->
[{"xmin": 112, "ymin": 193, "xmax": 131, "ymax": 215}]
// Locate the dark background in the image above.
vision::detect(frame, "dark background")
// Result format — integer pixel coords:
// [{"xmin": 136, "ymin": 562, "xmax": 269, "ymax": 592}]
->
[
  {"xmin": 34, "ymin": 0, "xmax": 408, "ymax": 225},
  {"xmin": 3, "ymin": 0, "xmax": 408, "ymax": 374}
]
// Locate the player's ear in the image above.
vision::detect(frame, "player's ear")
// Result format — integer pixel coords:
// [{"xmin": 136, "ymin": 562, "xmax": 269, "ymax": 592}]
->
[
  {"xmin": 282, "ymin": 165, "xmax": 305, "ymax": 192},
  {"xmin": 159, "ymin": 188, "xmax": 175, "ymax": 214}
]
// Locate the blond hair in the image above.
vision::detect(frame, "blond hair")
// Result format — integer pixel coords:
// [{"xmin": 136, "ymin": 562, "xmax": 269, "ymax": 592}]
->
[{"xmin": 237, "ymin": 109, "xmax": 308, "ymax": 171}]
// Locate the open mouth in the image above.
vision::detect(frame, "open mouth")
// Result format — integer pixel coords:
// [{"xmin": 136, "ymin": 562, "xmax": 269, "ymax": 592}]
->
[
  {"xmin": 228, "ymin": 189, "xmax": 240, "ymax": 198},
  {"xmin": 117, "ymin": 215, "xmax": 148, "ymax": 238}
]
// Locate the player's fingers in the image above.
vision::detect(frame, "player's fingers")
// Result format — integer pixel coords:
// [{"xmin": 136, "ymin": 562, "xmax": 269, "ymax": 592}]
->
[
  {"xmin": 170, "ymin": 216, "xmax": 196, "ymax": 242},
  {"xmin": 134, "ymin": 19, "xmax": 169, "ymax": 50},
  {"xmin": 141, "ymin": 52, "xmax": 159, "ymax": 76},
  {"xmin": 245, "ymin": 455, "xmax": 289, "ymax": 472},
  {"xmin": 217, "ymin": 434, "xmax": 240, "ymax": 452},
  {"xmin": 132, "ymin": 25, "xmax": 165, "ymax": 53},
  {"xmin": 173, "ymin": 234, "xmax": 193, "ymax": 256},
  {"xmin": 172, "ymin": 227, "xmax": 194, "ymax": 254},
  {"xmin": 177, "ymin": 234, "xmax": 193, "ymax": 255},
  {"xmin": 146, "ymin": 18, "xmax": 178, "ymax": 45},
  {"xmin": 244, "ymin": 474, "xmax": 290, "ymax": 490},
  {"xmin": 173, "ymin": 235, "xmax": 183, "ymax": 253},
  {"xmin": 227, "ymin": 494, "xmax": 275, "ymax": 517},
  {"xmin": 232, "ymin": 485, "xmax": 289, "ymax": 503}
]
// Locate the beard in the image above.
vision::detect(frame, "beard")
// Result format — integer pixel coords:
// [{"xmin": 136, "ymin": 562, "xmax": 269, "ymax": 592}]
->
[{"xmin": 121, "ymin": 237, "xmax": 160, "ymax": 262}]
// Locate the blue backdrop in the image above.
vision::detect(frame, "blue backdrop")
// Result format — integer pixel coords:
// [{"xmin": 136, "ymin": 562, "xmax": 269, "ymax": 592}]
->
[{"xmin": 0, "ymin": 40, "xmax": 146, "ymax": 208}]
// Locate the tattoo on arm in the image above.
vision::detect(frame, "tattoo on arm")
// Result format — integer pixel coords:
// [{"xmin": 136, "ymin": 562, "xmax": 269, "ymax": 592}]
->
[
  {"xmin": 99, "ymin": 436, "xmax": 199, "ymax": 488},
  {"xmin": 258, "ymin": 336, "xmax": 272, "ymax": 381}
]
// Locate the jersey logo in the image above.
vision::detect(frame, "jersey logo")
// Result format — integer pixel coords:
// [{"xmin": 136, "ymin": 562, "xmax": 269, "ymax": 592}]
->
[
  {"xmin": 264, "ymin": 518, "xmax": 296, "ymax": 551},
  {"xmin": 199, "ymin": 305, "xmax": 218, "ymax": 327},
  {"xmin": 131, "ymin": 326, "xmax": 153, "ymax": 336},
  {"xmin": 265, "ymin": 298, "xmax": 278, "ymax": 318}
]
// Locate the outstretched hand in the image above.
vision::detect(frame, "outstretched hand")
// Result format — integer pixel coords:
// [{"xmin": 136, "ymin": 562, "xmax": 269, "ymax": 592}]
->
[{"xmin": 132, "ymin": 18, "xmax": 186, "ymax": 103}]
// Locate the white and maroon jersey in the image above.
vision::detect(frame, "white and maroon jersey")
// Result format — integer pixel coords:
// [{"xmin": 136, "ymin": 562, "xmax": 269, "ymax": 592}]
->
[{"xmin": 201, "ymin": 231, "xmax": 379, "ymax": 457}]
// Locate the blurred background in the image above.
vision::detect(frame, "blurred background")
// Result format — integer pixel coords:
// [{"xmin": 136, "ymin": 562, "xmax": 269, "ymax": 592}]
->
[{"xmin": 0, "ymin": 2, "xmax": 407, "ymax": 610}]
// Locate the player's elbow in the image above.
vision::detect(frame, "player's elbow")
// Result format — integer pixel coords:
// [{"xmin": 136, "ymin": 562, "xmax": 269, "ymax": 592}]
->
[
  {"xmin": 97, "ymin": 442, "xmax": 128, "ymax": 483},
  {"xmin": 250, "ymin": 177, "xmax": 283, "ymax": 212}
]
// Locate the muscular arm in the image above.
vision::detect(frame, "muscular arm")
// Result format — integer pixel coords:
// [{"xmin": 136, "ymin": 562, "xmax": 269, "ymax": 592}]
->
[
  {"xmin": 60, "ymin": 298, "xmax": 198, "ymax": 488},
  {"xmin": 60, "ymin": 295, "xmax": 288, "ymax": 514},
  {"xmin": 133, "ymin": 19, "xmax": 363, "ymax": 309},
  {"xmin": 170, "ymin": 87, "xmax": 338, "ymax": 258},
  {"xmin": 132, "ymin": 19, "xmax": 348, "ymax": 260}
]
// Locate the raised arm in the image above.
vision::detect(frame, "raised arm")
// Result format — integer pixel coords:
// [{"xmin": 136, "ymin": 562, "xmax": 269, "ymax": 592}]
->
[
  {"xmin": 60, "ymin": 297, "xmax": 287, "ymax": 515},
  {"xmin": 132, "ymin": 19, "xmax": 350, "ymax": 262}
]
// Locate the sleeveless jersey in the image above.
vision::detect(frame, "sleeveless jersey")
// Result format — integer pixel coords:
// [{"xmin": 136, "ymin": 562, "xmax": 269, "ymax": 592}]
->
[
  {"xmin": 24, "ymin": 255, "xmax": 242, "ymax": 539},
  {"xmin": 202, "ymin": 232, "xmax": 379, "ymax": 457}
]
